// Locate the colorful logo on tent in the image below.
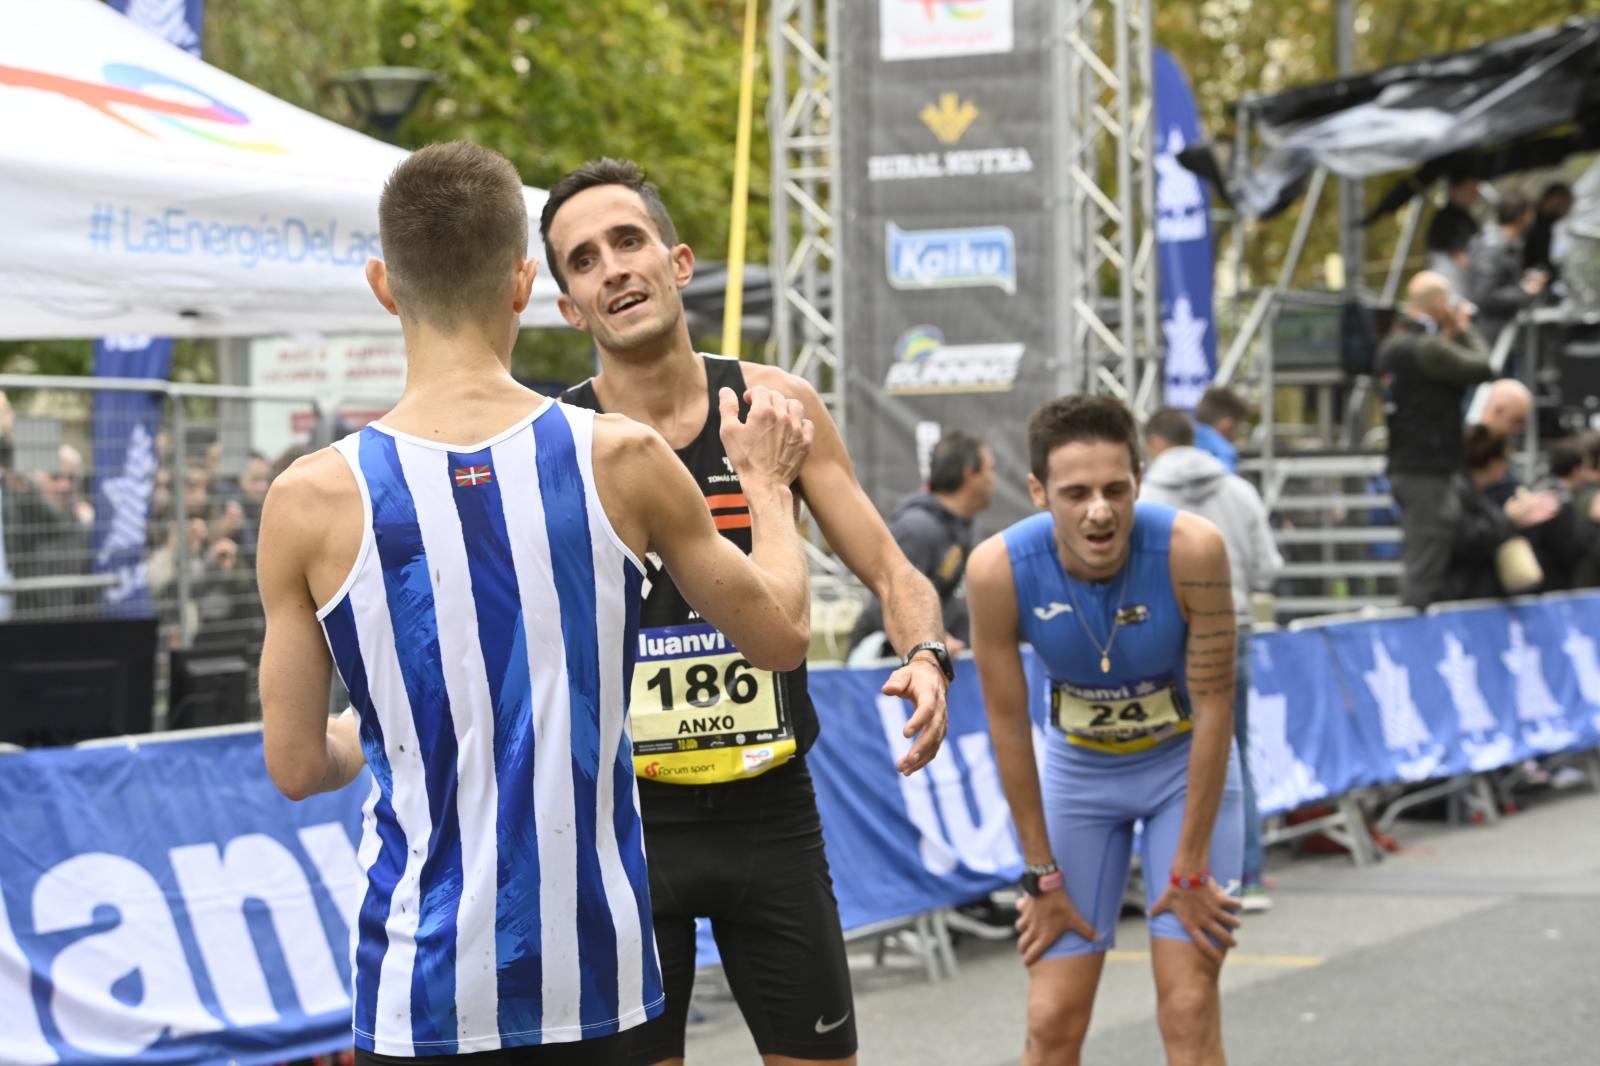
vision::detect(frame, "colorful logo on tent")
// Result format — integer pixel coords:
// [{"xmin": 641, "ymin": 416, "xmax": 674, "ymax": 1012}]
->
[
  {"xmin": 0, "ymin": 62, "xmax": 286, "ymax": 153},
  {"xmin": 909, "ymin": 0, "xmax": 989, "ymax": 20}
]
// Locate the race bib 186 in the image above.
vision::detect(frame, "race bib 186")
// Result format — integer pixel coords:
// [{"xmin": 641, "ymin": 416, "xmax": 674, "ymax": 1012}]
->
[
  {"xmin": 630, "ymin": 623, "xmax": 795, "ymax": 784},
  {"xmin": 1050, "ymin": 676, "xmax": 1192, "ymax": 754}
]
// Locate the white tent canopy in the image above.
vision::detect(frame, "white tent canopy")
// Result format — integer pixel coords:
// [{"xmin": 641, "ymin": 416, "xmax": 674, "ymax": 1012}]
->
[{"xmin": 0, "ymin": 0, "xmax": 565, "ymax": 339}]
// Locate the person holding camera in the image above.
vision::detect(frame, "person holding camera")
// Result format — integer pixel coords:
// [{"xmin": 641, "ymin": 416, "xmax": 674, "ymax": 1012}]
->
[{"xmin": 1380, "ymin": 271, "xmax": 1496, "ymax": 608}]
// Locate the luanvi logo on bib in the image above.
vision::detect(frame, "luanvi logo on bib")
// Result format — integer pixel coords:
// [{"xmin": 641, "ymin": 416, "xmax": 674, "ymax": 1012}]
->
[{"xmin": 630, "ymin": 623, "xmax": 796, "ymax": 784}]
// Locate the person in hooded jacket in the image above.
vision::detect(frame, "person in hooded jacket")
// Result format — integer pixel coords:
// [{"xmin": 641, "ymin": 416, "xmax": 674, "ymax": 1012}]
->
[
  {"xmin": 1141, "ymin": 406, "xmax": 1283, "ymax": 912},
  {"xmin": 848, "ymin": 430, "xmax": 995, "ymax": 659}
]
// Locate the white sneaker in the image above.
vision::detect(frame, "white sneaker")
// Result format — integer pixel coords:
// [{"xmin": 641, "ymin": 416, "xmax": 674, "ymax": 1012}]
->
[{"xmin": 1240, "ymin": 884, "xmax": 1273, "ymax": 913}]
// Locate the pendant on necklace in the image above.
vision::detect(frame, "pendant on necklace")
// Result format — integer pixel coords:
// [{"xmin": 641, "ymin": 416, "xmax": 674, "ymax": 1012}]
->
[{"xmin": 1100, "ymin": 654, "xmax": 1111, "ymax": 674}]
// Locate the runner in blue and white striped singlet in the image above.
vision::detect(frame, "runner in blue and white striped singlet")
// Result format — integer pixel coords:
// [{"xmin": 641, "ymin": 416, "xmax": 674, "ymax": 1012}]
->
[
  {"xmin": 260, "ymin": 141, "xmax": 814, "ymax": 1066},
  {"xmin": 317, "ymin": 401, "xmax": 660, "ymax": 1056}
]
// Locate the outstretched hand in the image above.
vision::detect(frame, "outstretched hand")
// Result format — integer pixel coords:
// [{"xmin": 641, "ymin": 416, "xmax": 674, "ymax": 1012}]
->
[
  {"xmin": 718, "ymin": 385, "xmax": 814, "ymax": 490},
  {"xmin": 882, "ymin": 657, "xmax": 948, "ymax": 775}
]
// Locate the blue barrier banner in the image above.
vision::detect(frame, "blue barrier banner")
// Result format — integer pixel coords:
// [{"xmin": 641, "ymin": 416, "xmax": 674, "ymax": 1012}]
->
[
  {"xmin": 89, "ymin": 336, "xmax": 172, "ymax": 616},
  {"xmin": 1246, "ymin": 630, "xmax": 1374, "ymax": 816},
  {"xmin": 0, "ymin": 732, "xmax": 367, "ymax": 1066},
  {"xmin": 1248, "ymin": 595, "xmax": 1600, "ymax": 814},
  {"xmin": 1153, "ymin": 47, "xmax": 1216, "ymax": 409},
  {"xmin": 804, "ymin": 656, "xmax": 1049, "ymax": 930}
]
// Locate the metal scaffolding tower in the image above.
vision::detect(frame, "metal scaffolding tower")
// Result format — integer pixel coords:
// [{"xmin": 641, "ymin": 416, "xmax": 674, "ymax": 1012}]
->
[
  {"xmin": 768, "ymin": 0, "xmax": 845, "ymax": 435},
  {"xmin": 767, "ymin": 0, "xmax": 1161, "ymax": 435},
  {"xmin": 1053, "ymin": 0, "xmax": 1161, "ymax": 412}
]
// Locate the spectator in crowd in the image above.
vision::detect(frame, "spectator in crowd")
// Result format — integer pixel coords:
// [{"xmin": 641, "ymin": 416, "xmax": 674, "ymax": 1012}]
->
[
  {"xmin": 38, "ymin": 444, "xmax": 93, "ymax": 529},
  {"xmin": 1191, "ymin": 385, "xmax": 1247, "ymax": 473},
  {"xmin": 1442, "ymin": 427, "xmax": 1551, "ymax": 602},
  {"xmin": 0, "ymin": 390, "xmax": 15, "ymax": 620},
  {"xmin": 1141, "ymin": 406, "xmax": 1283, "ymax": 912},
  {"xmin": 1470, "ymin": 380, "xmax": 1552, "ymax": 513},
  {"xmin": 2, "ymin": 433, "xmax": 95, "ymax": 617},
  {"xmin": 228, "ymin": 451, "xmax": 271, "ymax": 565},
  {"xmin": 1380, "ymin": 270, "xmax": 1495, "ymax": 608},
  {"xmin": 849, "ymin": 430, "xmax": 995, "ymax": 659},
  {"xmin": 1574, "ymin": 434, "xmax": 1600, "ymax": 588},
  {"xmin": 1524, "ymin": 182, "xmax": 1574, "ymax": 277},
  {"xmin": 1520, "ymin": 439, "xmax": 1600, "ymax": 593},
  {"xmin": 1426, "ymin": 172, "xmax": 1481, "ymax": 295},
  {"xmin": 1467, "ymin": 190, "xmax": 1550, "ymax": 355}
]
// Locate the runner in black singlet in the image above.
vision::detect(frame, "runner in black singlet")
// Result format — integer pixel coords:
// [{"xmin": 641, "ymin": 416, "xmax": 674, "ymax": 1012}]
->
[{"xmin": 545, "ymin": 160, "xmax": 951, "ymax": 1066}]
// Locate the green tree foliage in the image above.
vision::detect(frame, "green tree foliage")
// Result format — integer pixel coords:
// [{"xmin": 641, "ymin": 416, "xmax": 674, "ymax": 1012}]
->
[{"xmin": 201, "ymin": 0, "xmax": 767, "ymax": 379}]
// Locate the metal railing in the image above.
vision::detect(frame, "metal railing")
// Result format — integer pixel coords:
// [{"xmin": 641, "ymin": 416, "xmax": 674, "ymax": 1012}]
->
[
  {"xmin": 0, "ymin": 373, "xmax": 396, "ymax": 722},
  {"xmin": 1242, "ymin": 450, "xmax": 1401, "ymax": 621}
]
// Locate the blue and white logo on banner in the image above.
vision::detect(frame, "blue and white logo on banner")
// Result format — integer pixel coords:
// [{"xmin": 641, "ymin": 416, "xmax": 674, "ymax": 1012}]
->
[
  {"xmin": 0, "ymin": 731, "xmax": 367, "ymax": 1066},
  {"xmin": 885, "ymin": 222, "xmax": 1017, "ymax": 294},
  {"xmin": 1153, "ymin": 48, "xmax": 1216, "ymax": 409},
  {"xmin": 90, "ymin": 336, "xmax": 173, "ymax": 616}
]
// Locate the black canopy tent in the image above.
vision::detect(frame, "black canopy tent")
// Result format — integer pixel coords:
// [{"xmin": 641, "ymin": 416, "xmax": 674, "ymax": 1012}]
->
[
  {"xmin": 1184, "ymin": 17, "xmax": 1600, "ymax": 222},
  {"xmin": 1176, "ymin": 17, "xmax": 1600, "ymax": 484}
]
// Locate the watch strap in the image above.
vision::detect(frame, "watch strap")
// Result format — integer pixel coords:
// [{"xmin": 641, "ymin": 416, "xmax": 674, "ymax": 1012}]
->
[{"xmin": 903, "ymin": 640, "xmax": 955, "ymax": 682}]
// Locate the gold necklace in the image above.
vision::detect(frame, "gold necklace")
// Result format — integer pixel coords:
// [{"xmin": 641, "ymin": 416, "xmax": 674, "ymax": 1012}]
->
[{"xmin": 1062, "ymin": 564, "xmax": 1131, "ymax": 674}]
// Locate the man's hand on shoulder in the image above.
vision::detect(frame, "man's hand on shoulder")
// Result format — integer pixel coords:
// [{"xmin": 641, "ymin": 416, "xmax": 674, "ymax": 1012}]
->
[{"xmin": 719, "ymin": 385, "xmax": 814, "ymax": 494}]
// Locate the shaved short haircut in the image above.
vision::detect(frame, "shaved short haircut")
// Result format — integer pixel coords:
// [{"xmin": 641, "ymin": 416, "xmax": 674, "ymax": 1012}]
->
[
  {"xmin": 539, "ymin": 158, "xmax": 680, "ymax": 293},
  {"xmin": 378, "ymin": 141, "xmax": 529, "ymax": 330},
  {"xmin": 1029, "ymin": 394, "xmax": 1141, "ymax": 482},
  {"xmin": 1146, "ymin": 406, "xmax": 1196, "ymax": 447}
]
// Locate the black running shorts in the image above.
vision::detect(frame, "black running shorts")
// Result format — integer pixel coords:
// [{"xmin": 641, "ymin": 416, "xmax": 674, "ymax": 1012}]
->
[{"xmin": 629, "ymin": 758, "xmax": 857, "ymax": 1064}]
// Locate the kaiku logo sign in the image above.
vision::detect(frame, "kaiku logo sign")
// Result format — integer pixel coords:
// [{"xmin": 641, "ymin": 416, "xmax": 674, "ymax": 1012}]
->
[
  {"xmin": 886, "ymin": 222, "xmax": 1016, "ymax": 294},
  {"xmin": 0, "ymin": 61, "xmax": 286, "ymax": 153}
]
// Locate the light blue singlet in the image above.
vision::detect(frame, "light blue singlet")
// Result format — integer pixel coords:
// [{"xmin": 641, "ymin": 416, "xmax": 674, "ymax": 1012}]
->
[{"xmin": 1003, "ymin": 501, "xmax": 1243, "ymax": 956}]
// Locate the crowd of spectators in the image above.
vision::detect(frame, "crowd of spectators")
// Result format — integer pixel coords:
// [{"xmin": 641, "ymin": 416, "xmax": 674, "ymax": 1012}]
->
[
  {"xmin": 0, "ymin": 389, "xmax": 294, "ymax": 657},
  {"xmin": 1385, "ymin": 170, "xmax": 1600, "ymax": 611}
]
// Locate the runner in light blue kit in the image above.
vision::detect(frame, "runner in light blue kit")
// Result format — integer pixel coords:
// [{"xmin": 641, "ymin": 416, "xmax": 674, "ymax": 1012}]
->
[{"xmin": 968, "ymin": 394, "xmax": 1243, "ymax": 1066}]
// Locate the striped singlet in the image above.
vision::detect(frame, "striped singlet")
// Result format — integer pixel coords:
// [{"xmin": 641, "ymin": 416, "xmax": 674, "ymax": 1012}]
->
[{"xmin": 317, "ymin": 399, "xmax": 664, "ymax": 1056}]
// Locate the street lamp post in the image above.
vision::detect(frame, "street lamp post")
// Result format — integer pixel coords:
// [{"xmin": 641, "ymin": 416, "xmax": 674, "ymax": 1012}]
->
[{"xmin": 331, "ymin": 67, "xmax": 439, "ymax": 144}]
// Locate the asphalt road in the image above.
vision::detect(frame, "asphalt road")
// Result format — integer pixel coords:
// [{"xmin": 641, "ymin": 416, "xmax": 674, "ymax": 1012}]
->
[{"xmin": 683, "ymin": 785, "xmax": 1600, "ymax": 1064}]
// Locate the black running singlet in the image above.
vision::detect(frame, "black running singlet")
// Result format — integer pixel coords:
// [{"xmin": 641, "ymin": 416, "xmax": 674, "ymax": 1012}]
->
[{"xmin": 562, "ymin": 355, "xmax": 820, "ymax": 791}]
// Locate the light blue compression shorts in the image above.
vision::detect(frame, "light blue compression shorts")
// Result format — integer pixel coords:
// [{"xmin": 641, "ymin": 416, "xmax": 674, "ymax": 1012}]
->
[{"xmin": 1039, "ymin": 731, "xmax": 1244, "ymax": 959}]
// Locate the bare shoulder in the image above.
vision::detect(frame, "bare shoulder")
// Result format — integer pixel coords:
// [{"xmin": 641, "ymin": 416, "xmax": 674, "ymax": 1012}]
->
[
  {"xmin": 258, "ymin": 446, "xmax": 360, "ymax": 595},
  {"xmin": 738, "ymin": 362, "xmax": 826, "ymax": 411},
  {"xmin": 966, "ymin": 533, "xmax": 1016, "ymax": 597},
  {"xmin": 263, "ymin": 447, "xmax": 356, "ymax": 523},
  {"xmin": 591, "ymin": 411, "xmax": 672, "ymax": 476},
  {"xmin": 1169, "ymin": 509, "xmax": 1227, "ymax": 567}
]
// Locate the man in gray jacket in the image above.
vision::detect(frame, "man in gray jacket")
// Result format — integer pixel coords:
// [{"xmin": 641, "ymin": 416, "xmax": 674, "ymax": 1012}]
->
[{"xmin": 1142, "ymin": 406, "xmax": 1284, "ymax": 911}]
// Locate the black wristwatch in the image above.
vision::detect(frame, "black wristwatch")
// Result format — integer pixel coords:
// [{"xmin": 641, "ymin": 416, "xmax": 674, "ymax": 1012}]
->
[
  {"xmin": 1021, "ymin": 861, "xmax": 1062, "ymax": 897},
  {"xmin": 903, "ymin": 641, "xmax": 955, "ymax": 683}
]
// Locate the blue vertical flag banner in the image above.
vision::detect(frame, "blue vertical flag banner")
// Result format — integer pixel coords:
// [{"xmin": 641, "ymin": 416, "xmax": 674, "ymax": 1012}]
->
[
  {"xmin": 108, "ymin": 0, "xmax": 205, "ymax": 55},
  {"xmin": 90, "ymin": 4, "xmax": 202, "ymax": 614},
  {"xmin": 1153, "ymin": 48, "xmax": 1216, "ymax": 409},
  {"xmin": 90, "ymin": 336, "xmax": 173, "ymax": 616}
]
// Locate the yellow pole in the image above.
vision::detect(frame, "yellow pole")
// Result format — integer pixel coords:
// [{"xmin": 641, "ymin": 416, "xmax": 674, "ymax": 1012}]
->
[{"xmin": 722, "ymin": 0, "xmax": 760, "ymax": 359}]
